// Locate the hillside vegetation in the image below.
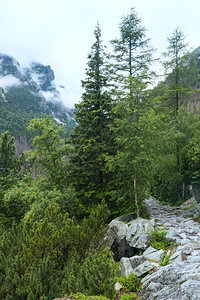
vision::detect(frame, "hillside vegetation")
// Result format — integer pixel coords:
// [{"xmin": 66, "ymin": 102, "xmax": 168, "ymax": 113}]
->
[
  {"xmin": 0, "ymin": 54, "xmax": 76, "ymax": 150},
  {"xmin": 1, "ymin": 7, "xmax": 200, "ymax": 299}
]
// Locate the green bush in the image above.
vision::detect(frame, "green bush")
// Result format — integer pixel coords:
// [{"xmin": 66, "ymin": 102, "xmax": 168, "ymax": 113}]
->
[
  {"xmin": 63, "ymin": 247, "xmax": 116, "ymax": 299},
  {"xmin": 116, "ymin": 273, "xmax": 140, "ymax": 292},
  {"xmin": 148, "ymin": 226, "xmax": 174, "ymax": 250},
  {"xmin": 68, "ymin": 293, "xmax": 109, "ymax": 300},
  {"xmin": 120, "ymin": 293, "xmax": 137, "ymax": 300}
]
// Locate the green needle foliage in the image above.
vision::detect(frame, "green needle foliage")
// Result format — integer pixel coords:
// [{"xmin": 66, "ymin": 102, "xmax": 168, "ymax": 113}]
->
[
  {"xmin": 70, "ymin": 23, "xmax": 116, "ymax": 215},
  {"xmin": 64, "ymin": 247, "xmax": 116, "ymax": 299},
  {"xmin": 107, "ymin": 75, "xmax": 159, "ymax": 217},
  {"xmin": 23, "ymin": 202, "xmax": 74, "ymax": 267},
  {"xmin": 0, "ymin": 131, "xmax": 24, "ymax": 196},
  {"xmin": 2, "ymin": 7, "xmax": 200, "ymax": 300}
]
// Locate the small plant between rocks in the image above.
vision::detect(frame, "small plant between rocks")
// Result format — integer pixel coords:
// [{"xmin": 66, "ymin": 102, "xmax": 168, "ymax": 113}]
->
[
  {"xmin": 160, "ymin": 251, "xmax": 172, "ymax": 266},
  {"xmin": 182, "ymin": 204, "xmax": 195, "ymax": 210},
  {"xmin": 115, "ymin": 273, "xmax": 141, "ymax": 299},
  {"xmin": 148, "ymin": 226, "xmax": 174, "ymax": 250},
  {"xmin": 67, "ymin": 293, "xmax": 110, "ymax": 300},
  {"xmin": 119, "ymin": 292, "xmax": 137, "ymax": 300},
  {"xmin": 116, "ymin": 273, "xmax": 140, "ymax": 292}
]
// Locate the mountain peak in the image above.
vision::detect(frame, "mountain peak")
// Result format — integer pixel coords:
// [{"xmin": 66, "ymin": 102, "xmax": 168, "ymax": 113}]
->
[
  {"xmin": 0, "ymin": 53, "xmax": 76, "ymax": 142},
  {"xmin": 0, "ymin": 53, "xmax": 22, "ymax": 79}
]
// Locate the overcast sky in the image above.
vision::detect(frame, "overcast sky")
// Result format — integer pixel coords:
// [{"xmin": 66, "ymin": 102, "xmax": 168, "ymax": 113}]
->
[{"xmin": 0, "ymin": 0, "xmax": 199, "ymax": 108}]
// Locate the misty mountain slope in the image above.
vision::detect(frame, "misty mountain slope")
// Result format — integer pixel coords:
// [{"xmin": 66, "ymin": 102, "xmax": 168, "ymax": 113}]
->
[{"xmin": 0, "ymin": 54, "xmax": 76, "ymax": 141}]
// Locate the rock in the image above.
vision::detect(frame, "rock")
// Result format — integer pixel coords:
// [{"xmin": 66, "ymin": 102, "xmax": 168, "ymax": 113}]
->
[
  {"xmin": 115, "ymin": 282, "xmax": 122, "ymax": 293},
  {"xmin": 115, "ymin": 214, "xmax": 135, "ymax": 223},
  {"xmin": 133, "ymin": 260, "xmax": 153, "ymax": 277},
  {"xmin": 109, "ymin": 197, "xmax": 200, "ymax": 297},
  {"xmin": 106, "ymin": 219, "xmax": 128, "ymax": 247},
  {"xmin": 187, "ymin": 255, "xmax": 200, "ymax": 262},
  {"xmin": 143, "ymin": 246, "xmax": 165, "ymax": 262},
  {"xmin": 106, "ymin": 220, "xmax": 137, "ymax": 260},
  {"xmin": 166, "ymin": 228, "xmax": 179, "ymax": 240},
  {"xmin": 126, "ymin": 218, "xmax": 155, "ymax": 250},
  {"xmin": 119, "ymin": 255, "xmax": 154, "ymax": 278},
  {"xmin": 169, "ymin": 250, "xmax": 187, "ymax": 263},
  {"xmin": 181, "ymin": 280, "xmax": 200, "ymax": 300},
  {"xmin": 140, "ymin": 262, "xmax": 200, "ymax": 299},
  {"xmin": 119, "ymin": 257, "xmax": 133, "ymax": 277},
  {"xmin": 129, "ymin": 255, "xmax": 146, "ymax": 269}
]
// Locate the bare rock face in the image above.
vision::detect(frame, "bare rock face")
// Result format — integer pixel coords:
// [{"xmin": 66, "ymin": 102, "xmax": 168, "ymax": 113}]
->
[
  {"xmin": 126, "ymin": 218, "xmax": 155, "ymax": 250},
  {"xmin": 106, "ymin": 219, "xmax": 137, "ymax": 261},
  {"xmin": 143, "ymin": 246, "xmax": 164, "ymax": 262},
  {"xmin": 106, "ymin": 217, "xmax": 155, "ymax": 261},
  {"xmin": 0, "ymin": 54, "xmax": 22, "ymax": 79},
  {"xmin": 140, "ymin": 262, "xmax": 200, "ymax": 300},
  {"xmin": 119, "ymin": 247, "xmax": 164, "ymax": 278}
]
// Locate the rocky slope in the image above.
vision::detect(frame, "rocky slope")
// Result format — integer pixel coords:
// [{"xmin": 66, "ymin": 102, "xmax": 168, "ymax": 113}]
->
[
  {"xmin": 107, "ymin": 197, "xmax": 200, "ymax": 299},
  {"xmin": 140, "ymin": 198, "xmax": 200, "ymax": 299}
]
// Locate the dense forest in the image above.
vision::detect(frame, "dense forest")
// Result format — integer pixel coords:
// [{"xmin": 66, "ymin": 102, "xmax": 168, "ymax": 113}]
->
[{"xmin": 1, "ymin": 7, "xmax": 200, "ymax": 299}]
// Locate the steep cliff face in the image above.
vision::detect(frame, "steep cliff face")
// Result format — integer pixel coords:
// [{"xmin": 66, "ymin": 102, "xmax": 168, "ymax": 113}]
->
[
  {"xmin": 0, "ymin": 54, "xmax": 22, "ymax": 79},
  {"xmin": 0, "ymin": 53, "xmax": 76, "ymax": 147}
]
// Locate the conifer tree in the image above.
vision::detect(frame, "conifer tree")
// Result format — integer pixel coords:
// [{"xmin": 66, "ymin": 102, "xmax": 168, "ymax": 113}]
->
[
  {"xmin": 107, "ymin": 9, "xmax": 155, "ymax": 217},
  {"xmin": 0, "ymin": 131, "xmax": 24, "ymax": 193},
  {"xmin": 107, "ymin": 75, "xmax": 159, "ymax": 217},
  {"xmin": 111, "ymin": 7, "xmax": 153, "ymax": 94},
  {"xmin": 155, "ymin": 28, "xmax": 198, "ymax": 202},
  {"xmin": 70, "ymin": 24, "xmax": 115, "ymax": 213},
  {"xmin": 162, "ymin": 27, "xmax": 195, "ymax": 116}
]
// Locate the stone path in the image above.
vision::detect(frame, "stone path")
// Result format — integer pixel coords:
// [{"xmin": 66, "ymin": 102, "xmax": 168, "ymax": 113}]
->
[
  {"xmin": 139, "ymin": 198, "xmax": 200, "ymax": 299},
  {"xmin": 144, "ymin": 197, "xmax": 200, "ymax": 246}
]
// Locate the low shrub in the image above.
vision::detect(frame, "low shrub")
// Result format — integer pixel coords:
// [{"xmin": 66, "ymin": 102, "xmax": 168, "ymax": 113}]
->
[
  {"xmin": 120, "ymin": 292, "xmax": 137, "ymax": 300},
  {"xmin": 68, "ymin": 293, "xmax": 109, "ymax": 300},
  {"xmin": 116, "ymin": 273, "xmax": 140, "ymax": 292},
  {"xmin": 148, "ymin": 226, "xmax": 174, "ymax": 250}
]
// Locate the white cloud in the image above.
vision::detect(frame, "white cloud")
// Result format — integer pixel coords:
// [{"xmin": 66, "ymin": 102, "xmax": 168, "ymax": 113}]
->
[
  {"xmin": 0, "ymin": 0, "xmax": 199, "ymax": 107},
  {"xmin": 0, "ymin": 75, "xmax": 21, "ymax": 89},
  {"xmin": 39, "ymin": 90, "xmax": 57, "ymax": 102}
]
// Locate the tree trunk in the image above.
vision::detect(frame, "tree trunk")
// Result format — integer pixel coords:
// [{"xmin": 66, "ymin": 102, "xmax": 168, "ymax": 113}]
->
[{"xmin": 134, "ymin": 178, "xmax": 140, "ymax": 218}]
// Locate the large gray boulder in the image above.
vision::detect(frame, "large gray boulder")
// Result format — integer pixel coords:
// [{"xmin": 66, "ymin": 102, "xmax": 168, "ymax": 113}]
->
[
  {"xmin": 140, "ymin": 261, "xmax": 200, "ymax": 299},
  {"xmin": 133, "ymin": 260, "xmax": 153, "ymax": 277},
  {"xmin": 119, "ymin": 255, "xmax": 154, "ymax": 278},
  {"xmin": 119, "ymin": 257, "xmax": 134, "ymax": 277},
  {"xmin": 106, "ymin": 219, "xmax": 137, "ymax": 260},
  {"xmin": 126, "ymin": 218, "xmax": 155, "ymax": 250},
  {"xmin": 106, "ymin": 219, "xmax": 128, "ymax": 247},
  {"xmin": 106, "ymin": 217, "xmax": 156, "ymax": 260},
  {"xmin": 143, "ymin": 246, "xmax": 164, "ymax": 262}
]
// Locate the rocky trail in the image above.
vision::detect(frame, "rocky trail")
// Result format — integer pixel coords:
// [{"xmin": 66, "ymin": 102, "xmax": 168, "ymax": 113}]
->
[
  {"xmin": 107, "ymin": 197, "xmax": 200, "ymax": 299},
  {"xmin": 144, "ymin": 197, "xmax": 200, "ymax": 246}
]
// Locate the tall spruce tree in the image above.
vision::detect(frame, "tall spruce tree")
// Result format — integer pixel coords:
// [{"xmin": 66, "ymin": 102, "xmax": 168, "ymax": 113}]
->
[{"xmin": 70, "ymin": 24, "xmax": 115, "ymax": 214}]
